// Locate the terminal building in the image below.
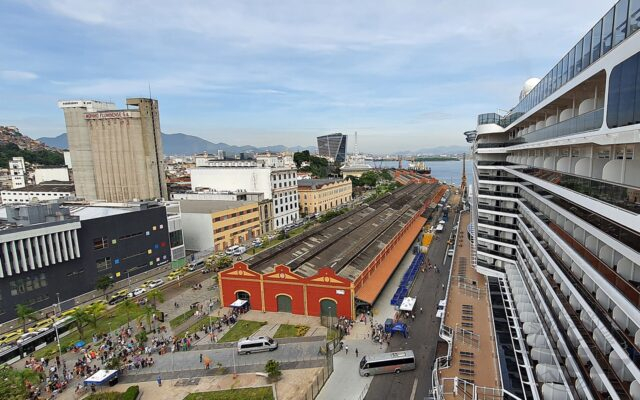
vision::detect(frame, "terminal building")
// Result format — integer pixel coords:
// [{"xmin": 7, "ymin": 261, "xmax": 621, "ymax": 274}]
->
[
  {"xmin": 0, "ymin": 200, "xmax": 184, "ymax": 323},
  {"xmin": 297, "ymin": 178, "xmax": 352, "ymax": 215},
  {"xmin": 436, "ymin": 2, "xmax": 640, "ymax": 399}
]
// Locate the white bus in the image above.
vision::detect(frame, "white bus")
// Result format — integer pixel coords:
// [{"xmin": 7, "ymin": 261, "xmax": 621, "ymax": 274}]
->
[{"xmin": 359, "ymin": 350, "xmax": 416, "ymax": 376}]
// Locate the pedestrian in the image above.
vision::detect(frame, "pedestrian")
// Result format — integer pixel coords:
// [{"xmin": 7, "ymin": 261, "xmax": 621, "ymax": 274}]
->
[
  {"xmin": 345, "ymin": 345, "xmax": 349, "ymax": 355},
  {"xmin": 420, "ymin": 307, "xmax": 423, "ymax": 314},
  {"xmin": 199, "ymin": 353, "xmax": 203, "ymax": 363},
  {"xmin": 157, "ymin": 375, "xmax": 162, "ymax": 387},
  {"xmin": 442, "ymin": 283, "xmax": 445, "ymax": 290},
  {"xmin": 355, "ymin": 348, "xmax": 359, "ymax": 357},
  {"xmin": 411, "ymin": 314, "xmax": 415, "ymax": 321}
]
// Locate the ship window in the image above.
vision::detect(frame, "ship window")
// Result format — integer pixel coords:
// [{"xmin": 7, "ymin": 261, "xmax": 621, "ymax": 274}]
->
[
  {"xmin": 613, "ymin": 0, "xmax": 629, "ymax": 47},
  {"xmin": 582, "ymin": 31, "xmax": 592, "ymax": 69},
  {"xmin": 630, "ymin": 0, "xmax": 640, "ymax": 35},
  {"xmin": 602, "ymin": 8, "xmax": 615, "ymax": 54},
  {"xmin": 574, "ymin": 40, "xmax": 583, "ymax": 74},
  {"xmin": 607, "ymin": 50, "xmax": 640, "ymax": 129},
  {"xmin": 591, "ymin": 20, "xmax": 602, "ymax": 63},
  {"xmin": 568, "ymin": 48, "xmax": 575, "ymax": 80}
]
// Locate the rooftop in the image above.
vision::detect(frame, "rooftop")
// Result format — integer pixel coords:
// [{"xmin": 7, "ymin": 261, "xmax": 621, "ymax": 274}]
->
[
  {"xmin": 178, "ymin": 199, "xmax": 257, "ymax": 214},
  {"xmin": 2, "ymin": 181, "xmax": 75, "ymax": 193},
  {"xmin": 66, "ymin": 201, "xmax": 163, "ymax": 220},
  {"xmin": 297, "ymin": 178, "xmax": 348, "ymax": 189}
]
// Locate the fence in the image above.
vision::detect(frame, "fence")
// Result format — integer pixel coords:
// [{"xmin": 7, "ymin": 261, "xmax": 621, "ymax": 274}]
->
[{"xmin": 300, "ymin": 340, "xmax": 335, "ymax": 400}]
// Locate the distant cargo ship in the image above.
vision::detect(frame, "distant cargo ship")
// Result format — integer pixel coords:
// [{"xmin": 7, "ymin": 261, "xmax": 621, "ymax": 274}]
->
[{"xmin": 408, "ymin": 161, "xmax": 431, "ymax": 174}]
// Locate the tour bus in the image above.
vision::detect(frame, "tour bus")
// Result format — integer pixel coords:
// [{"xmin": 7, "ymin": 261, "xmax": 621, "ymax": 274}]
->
[
  {"xmin": 237, "ymin": 336, "xmax": 278, "ymax": 354},
  {"xmin": 358, "ymin": 350, "xmax": 416, "ymax": 376}
]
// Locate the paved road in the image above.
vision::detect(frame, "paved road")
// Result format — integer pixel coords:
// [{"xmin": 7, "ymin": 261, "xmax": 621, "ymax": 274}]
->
[
  {"xmin": 365, "ymin": 202, "xmax": 459, "ymax": 400},
  {"xmin": 127, "ymin": 339, "xmax": 324, "ymax": 375}
]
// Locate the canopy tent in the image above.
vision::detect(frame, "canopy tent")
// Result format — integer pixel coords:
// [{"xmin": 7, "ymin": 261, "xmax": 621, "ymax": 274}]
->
[
  {"xmin": 84, "ymin": 370, "xmax": 118, "ymax": 386},
  {"xmin": 384, "ymin": 318, "xmax": 394, "ymax": 333},
  {"xmin": 230, "ymin": 299, "xmax": 248, "ymax": 308},
  {"xmin": 390, "ymin": 323, "xmax": 408, "ymax": 338},
  {"xmin": 435, "ymin": 224, "xmax": 444, "ymax": 232},
  {"xmin": 399, "ymin": 297, "xmax": 416, "ymax": 312},
  {"xmin": 436, "ymin": 309, "xmax": 445, "ymax": 318}
]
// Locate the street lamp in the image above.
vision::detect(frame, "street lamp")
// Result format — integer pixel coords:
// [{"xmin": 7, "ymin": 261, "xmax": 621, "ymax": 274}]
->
[
  {"xmin": 54, "ymin": 293, "xmax": 62, "ymax": 359},
  {"xmin": 327, "ymin": 306, "xmax": 333, "ymax": 342},
  {"xmin": 126, "ymin": 270, "xmax": 131, "ymax": 292}
]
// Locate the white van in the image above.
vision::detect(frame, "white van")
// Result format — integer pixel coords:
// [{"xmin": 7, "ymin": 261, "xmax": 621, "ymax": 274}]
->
[
  {"xmin": 233, "ymin": 246, "xmax": 247, "ymax": 256},
  {"xmin": 225, "ymin": 245, "xmax": 240, "ymax": 255},
  {"xmin": 237, "ymin": 336, "xmax": 278, "ymax": 354}
]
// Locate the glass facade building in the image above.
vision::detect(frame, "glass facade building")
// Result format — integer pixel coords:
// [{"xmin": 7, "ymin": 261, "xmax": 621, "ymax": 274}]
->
[{"xmin": 317, "ymin": 133, "xmax": 347, "ymax": 163}]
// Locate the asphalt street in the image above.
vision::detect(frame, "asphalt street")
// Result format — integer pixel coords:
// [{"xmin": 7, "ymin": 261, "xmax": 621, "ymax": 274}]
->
[{"xmin": 365, "ymin": 204, "xmax": 458, "ymax": 400}]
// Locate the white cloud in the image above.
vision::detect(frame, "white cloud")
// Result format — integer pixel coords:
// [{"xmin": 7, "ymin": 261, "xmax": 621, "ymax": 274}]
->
[{"xmin": 0, "ymin": 70, "xmax": 38, "ymax": 81}]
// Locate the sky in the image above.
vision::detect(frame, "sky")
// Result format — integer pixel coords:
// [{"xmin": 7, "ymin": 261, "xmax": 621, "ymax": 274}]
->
[{"xmin": 0, "ymin": 0, "xmax": 615, "ymax": 153}]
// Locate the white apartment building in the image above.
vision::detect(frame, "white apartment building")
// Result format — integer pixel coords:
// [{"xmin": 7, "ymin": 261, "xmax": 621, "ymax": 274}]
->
[
  {"xmin": 190, "ymin": 164, "xmax": 298, "ymax": 231},
  {"xmin": 9, "ymin": 157, "xmax": 26, "ymax": 189},
  {"xmin": 0, "ymin": 181, "xmax": 75, "ymax": 205}
]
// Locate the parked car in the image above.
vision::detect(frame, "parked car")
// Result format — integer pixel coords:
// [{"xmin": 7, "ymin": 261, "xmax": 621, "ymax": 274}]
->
[
  {"xmin": 447, "ymin": 248, "xmax": 454, "ymax": 257},
  {"xmin": 128, "ymin": 287, "xmax": 147, "ymax": 297},
  {"xmin": 237, "ymin": 336, "xmax": 278, "ymax": 355},
  {"xmin": 252, "ymin": 239, "xmax": 263, "ymax": 247},
  {"xmin": 147, "ymin": 279, "xmax": 164, "ymax": 288},
  {"xmin": 233, "ymin": 246, "xmax": 247, "ymax": 256},
  {"xmin": 225, "ymin": 245, "xmax": 240, "ymax": 255}
]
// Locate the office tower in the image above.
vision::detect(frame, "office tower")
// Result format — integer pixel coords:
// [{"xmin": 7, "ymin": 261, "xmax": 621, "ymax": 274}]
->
[
  {"xmin": 317, "ymin": 133, "xmax": 347, "ymax": 163},
  {"xmin": 434, "ymin": 2, "xmax": 640, "ymax": 399},
  {"xmin": 58, "ymin": 98, "xmax": 168, "ymax": 202}
]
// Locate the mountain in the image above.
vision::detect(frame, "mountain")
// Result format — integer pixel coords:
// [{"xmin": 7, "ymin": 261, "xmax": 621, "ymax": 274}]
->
[{"xmin": 38, "ymin": 132, "xmax": 315, "ymax": 155}]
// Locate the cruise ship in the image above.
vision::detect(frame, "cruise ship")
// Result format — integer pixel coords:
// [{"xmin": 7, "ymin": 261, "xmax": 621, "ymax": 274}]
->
[{"xmin": 434, "ymin": 2, "xmax": 640, "ymax": 399}]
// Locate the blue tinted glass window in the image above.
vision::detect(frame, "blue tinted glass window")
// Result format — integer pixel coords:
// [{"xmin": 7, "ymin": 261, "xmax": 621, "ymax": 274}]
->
[
  {"xmin": 630, "ymin": 0, "xmax": 640, "ymax": 34},
  {"xmin": 568, "ymin": 48, "xmax": 575, "ymax": 80},
  {"xmin": 602, "ymin": 8, "xmax": 615, "ymax": 54},
  {"xmin": 591, "ymin": 20, "xmax": 602, "ymax": 62},
  {"xmin": 614, "ymin": 0, "xmax": 629, "ymax": 46},
  {"xmin": 575, "ymin": 41, "xmax": 583, "ymax": 74},
  {"xmin": 582, "ymin": 32, "xmax": 592, "ymax": 68},
  {"xmin": 619, "ymin": 53, "xmax": 637, "ymax": 126},
  {"xmin": 561, "ymin": 54, "xmax": 569, "ymax": 85},
  {"xmin": 635, "ymin": 53, "xmax": 640, "ymax": 123},
  {"xmin": 608, "ymin": 62, "xmax": 622, "ymax": 128}
]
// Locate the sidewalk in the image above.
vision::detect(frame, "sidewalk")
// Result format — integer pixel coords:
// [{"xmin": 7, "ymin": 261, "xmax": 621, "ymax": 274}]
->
[{"xmin": 317, "ymin": 237, "xmax": 422, "ymax": 400}]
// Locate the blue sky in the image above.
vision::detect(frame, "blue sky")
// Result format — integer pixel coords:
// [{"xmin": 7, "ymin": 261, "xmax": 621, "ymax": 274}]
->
[{"xmin": 0, "ymin": 0, "xmax": 613, "ymax": 153}]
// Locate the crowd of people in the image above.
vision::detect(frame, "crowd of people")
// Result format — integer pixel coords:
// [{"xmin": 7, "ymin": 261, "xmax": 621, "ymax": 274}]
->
[{"xmin": 334, "ymin": 316, "xmax": 355, "ymax": 337}]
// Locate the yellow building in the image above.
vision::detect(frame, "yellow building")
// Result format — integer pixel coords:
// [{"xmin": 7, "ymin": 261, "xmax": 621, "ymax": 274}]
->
[
  {"xmin": 298, "ymin": 178, "xmax": 352, "ymax": 215},
  {"xmin": 179, "ymin": 200, "xmax": 261, "ymax": 252}
]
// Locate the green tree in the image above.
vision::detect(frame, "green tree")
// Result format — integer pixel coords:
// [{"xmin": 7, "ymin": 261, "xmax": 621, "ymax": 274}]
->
[
  {"xmin": 96, "ymin": 275, "xmax": 114, "ymax": 300},
  {"xmin": 146, "ymin": 288, "xmax": 164, "ymax": 308},
  {"xmin": 15, "ymin": 304, "xmax": 36, "ymax": 333},
  {"xmin": 119, "ymin": 299, "xmax": 138, "ymax": 328},
  {"xmin": 358, "ymin": 171, "xmax": 379, "ymax": 187},
  {"xmin": 0, "ymin": 365, "xmax": 42, "ymax": 400},
  {"xmin": 85, "ymin": 302, "xmax": 106, "ymax": 331},
  {"xmin": 72, "ymin": 307, "xmax": 90, "ymax": 340},
  {"xmin": 265, "ymin": 359, "xmax": 282, "ymax": 382},
  {"xmin": 138, "ymin": 305, "xmax": 155, "ymax": 331},
  {"xmin": 215, "ymin": 255, "xmax": 233, "ymax": 271}
]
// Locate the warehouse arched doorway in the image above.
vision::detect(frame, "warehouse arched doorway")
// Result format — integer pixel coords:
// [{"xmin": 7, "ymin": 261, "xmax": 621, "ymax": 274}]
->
[
  {"xmin": 319, "ymin": 298, "xmax": 337, "ymax": 328},
  {"xmin": 276, "ymin": 294, "xmax": 292, "ymax": 313}
]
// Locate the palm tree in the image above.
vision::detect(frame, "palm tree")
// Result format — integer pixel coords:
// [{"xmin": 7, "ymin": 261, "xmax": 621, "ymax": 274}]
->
[
  {"xmin": 15, "ymin": 304, "xmax": 36, "ymax": 332},
  {"xmin": 119, "ymin": 299, "xmax": 138, "ymax": 328},
  {"xmin": 72, "ymin": 307, "xmax": 90, "ymax": 340},
  {"xmin": 146, "ymin": 289, "xmax": 164, "ymax": 308},
  {"xmin": 95, "ymin": 275, "xmax": 114, "ymax": 300},
  {"xmin": 138, "ymin": 305, "xmax": 155, "ymax": 331},
  {"xmin": 86, "ymin": 302, "xmax": 106, "ymax": 332}
]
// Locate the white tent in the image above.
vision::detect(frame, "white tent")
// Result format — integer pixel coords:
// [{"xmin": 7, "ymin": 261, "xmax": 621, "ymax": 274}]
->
[{"xmin": 399, "ymin": 297, "xmax": 416, "ymax": 311}]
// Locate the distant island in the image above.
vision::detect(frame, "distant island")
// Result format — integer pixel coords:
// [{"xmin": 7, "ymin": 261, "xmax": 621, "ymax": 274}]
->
[{"xmin": 415, "ymin": 156, "xmax": 460, "ymax": 162}]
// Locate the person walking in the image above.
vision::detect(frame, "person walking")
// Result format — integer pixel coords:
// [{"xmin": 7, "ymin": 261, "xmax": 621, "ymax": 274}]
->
[
  {"xmin": 355, "ymin": 348, "xmax": 359, "ymax": 357},
  {"xmin": 157, "ymin": 375, "xmax": 162, "ymax": 387},
  {"xmin": 199, "ymin": 353, "xmax": 203, "ymax": 363},
  {"xmin": 442, "ymin": 283, "xmax": 445, "ymax": 290},
  {"xmin": 345, "ymin": 345, "xmax": 349, "ymax": 355},
  {"xmin": 420, "ymin": 307, "xmax": 423, "ymax": 314}
]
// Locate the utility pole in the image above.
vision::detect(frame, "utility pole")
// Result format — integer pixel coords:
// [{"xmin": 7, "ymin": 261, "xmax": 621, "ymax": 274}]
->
[{"xmin": 54, "ymin": 293, "xmax": 62, "ymax": 359}]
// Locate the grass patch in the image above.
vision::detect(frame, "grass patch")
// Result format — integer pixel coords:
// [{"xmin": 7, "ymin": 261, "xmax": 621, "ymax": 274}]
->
[
  {"xmin": 86, "ymin": 386, "xmax": 139, "ymax": 400},
  {"xmin": 175, "ymin": 316, "xmax": 219, "ymax": 339},
  {"xmin": 32, "ymin": 303, "xmax": 151, "ymax": 359},
  {"xmin": 273, "ymin": 324, "xmax": 309, "ymax": 338},
  {"xmin": 183, "ymin": 387, "xmax": 274, "ymax": 400},
  {"xmin": 169, "ymin": 308, "xmax": 197, "ymax": 328},
  {"xmin": 218, "ymin": 320, "xmax": 267, "ymax": 343}
]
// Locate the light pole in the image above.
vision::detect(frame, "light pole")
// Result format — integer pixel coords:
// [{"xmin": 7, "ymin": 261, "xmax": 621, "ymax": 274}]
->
[
  {"xmin": 328, "ymin": 306, "xmax": 333, "ymax": 342},
  {"xmin": 54, "ymin": 293, "xmax": 62, "ymax": 359},
  {"xmin": 126, "ymin": 270, "xmax": 131, "ymax": 292}
]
